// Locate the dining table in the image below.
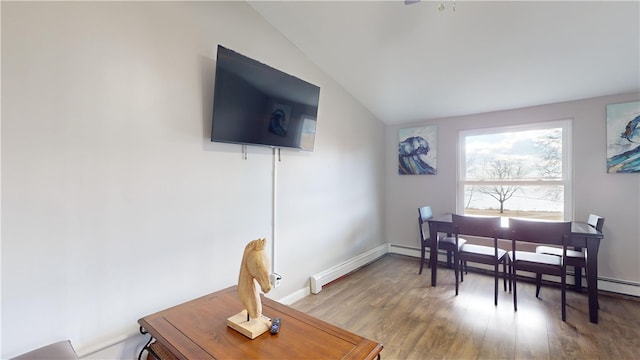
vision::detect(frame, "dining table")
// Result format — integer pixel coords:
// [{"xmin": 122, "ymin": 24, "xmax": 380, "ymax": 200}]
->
[{"xmin": 427, "ymin": 213, "xmax": 604, "ymax": 324}]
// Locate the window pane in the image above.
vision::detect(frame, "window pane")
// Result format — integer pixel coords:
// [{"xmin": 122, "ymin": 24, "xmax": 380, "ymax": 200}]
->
[
  {"xmin": 463, "ymin": 185, "xmax": 564, "ymax": 220},
  {"xmin": 459, "ymin": 121, "xmax": 570, "ymax": 221},
  {"xmin": 465, "ymin": 128, "xmax": 563, "ymax": 181}
]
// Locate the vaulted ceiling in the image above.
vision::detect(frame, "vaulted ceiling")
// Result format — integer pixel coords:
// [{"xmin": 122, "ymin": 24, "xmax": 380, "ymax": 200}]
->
[{"xmin": 250, "ymin": 1, "xmax": 640, "ymax": 125}]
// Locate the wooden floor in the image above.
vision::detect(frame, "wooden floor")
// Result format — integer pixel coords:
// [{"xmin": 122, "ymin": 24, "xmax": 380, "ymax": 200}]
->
[{"xmin": 291, "ymin": 254, "xmax": 640, "ymax": 360}]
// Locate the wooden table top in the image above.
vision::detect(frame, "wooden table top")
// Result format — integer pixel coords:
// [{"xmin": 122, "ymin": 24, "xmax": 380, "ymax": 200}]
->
[
  {"xmin": 138, "ymin": 286, "xmax": 383, "ymax": 360},
  {"xmin": 427, "ymin": 213, "xmax": 603, "ymax": 239}
]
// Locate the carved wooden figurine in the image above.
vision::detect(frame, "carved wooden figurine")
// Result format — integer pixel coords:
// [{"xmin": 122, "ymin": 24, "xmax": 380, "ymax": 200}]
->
[
  {"xmin": 238, "ymin": 238, "xmax": 272, "ymax": 318},
  {"xmin": 227, "ymin": 238, "xmax": 273, "ymax": 339}
]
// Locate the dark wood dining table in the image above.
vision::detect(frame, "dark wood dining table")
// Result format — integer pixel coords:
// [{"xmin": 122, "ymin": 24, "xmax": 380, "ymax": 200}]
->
[{"xmin": 427, "ymin": 213, "xmax": 604, "ymax": 324}]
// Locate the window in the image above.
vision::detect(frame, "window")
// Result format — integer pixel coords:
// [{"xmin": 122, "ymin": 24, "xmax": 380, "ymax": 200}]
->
[{"xmin": 458, "ymin": 120, "xmax": 572, "ymax": 222}]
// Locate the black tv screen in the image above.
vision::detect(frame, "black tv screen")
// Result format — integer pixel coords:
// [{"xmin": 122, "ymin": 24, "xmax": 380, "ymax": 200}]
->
[{"xmin": 211, "ymin": 45, "xmax": 321, "ymax": 151}]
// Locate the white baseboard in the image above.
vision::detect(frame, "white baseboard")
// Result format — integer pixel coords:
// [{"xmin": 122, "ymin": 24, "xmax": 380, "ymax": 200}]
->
[
  {"xmin": 78, "ymin": 331, "xmax": 145, "ymax": 360},
  {"xmin": 598, "ymin": 276, "xmax": 640, "ymax": 297},
  {"xmin": 309, "ymin": 243, "xmax": 389, "ymax": 294},
  {"xmin": 276, "ymin": 287, "xmax": 310, "ymax": 305},
  {"xmin": 387, "ymin": 243, "xmax": 420, "ymax": 257},
  {"xmin": 388, "ymin": 243, "xmax": 452, "ymax": 264}
]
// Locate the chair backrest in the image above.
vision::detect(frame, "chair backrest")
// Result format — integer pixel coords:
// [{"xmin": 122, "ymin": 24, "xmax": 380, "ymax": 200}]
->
[
  {"xmin": 418, "ymin": 206, "xmax": 433, "ymax": 242},
  {"xmin": 587, "ymin": 214, "xmax": 605, "ymax": 232},
  {"xmin": 418, "ymin": 206, "xmax": 433, "ymax": 224},
  {"xmin": 509, "ymin": 218, "xmax": 572, "ymax": 246},
  {"xmin": 452, "ymin": 214, "xmax": 501, "ymax": 239}
]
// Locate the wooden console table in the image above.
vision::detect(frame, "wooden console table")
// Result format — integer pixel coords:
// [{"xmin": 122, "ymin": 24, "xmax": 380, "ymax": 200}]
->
[{"xmin": 138, "ymin": 286, "xmax": 383, "ymax": 359}]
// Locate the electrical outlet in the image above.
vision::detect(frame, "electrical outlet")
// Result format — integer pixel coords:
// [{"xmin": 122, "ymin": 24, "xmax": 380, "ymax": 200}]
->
[{"xmin": 270, "ymin": 273, "xmax": 282, "ymax": 288}]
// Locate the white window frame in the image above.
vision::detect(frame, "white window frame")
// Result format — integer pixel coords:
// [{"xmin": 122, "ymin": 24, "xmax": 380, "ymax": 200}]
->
[{"xmin": 457, "ymin": 119, "xmax": 573, "ymax": 221}]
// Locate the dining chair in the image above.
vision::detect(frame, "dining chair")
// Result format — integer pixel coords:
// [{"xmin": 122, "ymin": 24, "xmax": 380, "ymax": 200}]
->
[
  {"xmin": 418, "ymin": 206, "xmax": 466, "ymax": 274},
  {"xmin": 508, "ymin": 218, "xmax": 572, "ymax": 321},
  {"xmin": 535, "ymin": 214, "xmax": 604, "ymax": 293},
  {"xmin": 451, "ymin": 214, "xmax": 507, "ymax": 305}
]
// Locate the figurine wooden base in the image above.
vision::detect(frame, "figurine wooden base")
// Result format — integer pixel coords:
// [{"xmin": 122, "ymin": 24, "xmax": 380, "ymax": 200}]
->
[{"xmin": 227, "ymin": 310, "xmax": 271, "ymax": 339}]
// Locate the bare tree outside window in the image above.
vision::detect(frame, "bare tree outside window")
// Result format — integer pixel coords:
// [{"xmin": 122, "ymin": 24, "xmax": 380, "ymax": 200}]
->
[
  {"xmin": 535, "ymin": 130, "xmax": 562, "ymax": 178},
  {"xmin": 464, "ymin": 157, "xmax": 477, "ymax": 209},
  {"xmin": 534, "ymin": 129, "xmax": 563, "ymax": 201},
  {"xmin": 477, "ymin": 160, "xmax": 524, "ymax": 213}
]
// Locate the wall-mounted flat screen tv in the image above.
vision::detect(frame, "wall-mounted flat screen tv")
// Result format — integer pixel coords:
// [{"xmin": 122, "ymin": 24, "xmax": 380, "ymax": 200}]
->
[{"xmin": 211, "ymin": 45, "xmax": 321, "ymax": 151}]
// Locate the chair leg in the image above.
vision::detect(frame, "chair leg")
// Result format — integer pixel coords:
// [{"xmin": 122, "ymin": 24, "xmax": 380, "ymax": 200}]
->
[
  {"xmin": 512, "ymin": 264, "xmax": 518, "ymax": 311},
  {"xmin": 574, "ymin": 265, "xmax": 583, "ymax": 292},
  {"xmin": 561, "ymin": 272, "xmax": 567, "ymax": 321},
  {"xmin": 502, "ymin": 258, "xmax": 507, "ymax": 291},
  {"xmin": 535, "ymin": 273, "xmax": 542, "ymax": 298},
  {"xmin": 419, "ymin": 243, "xmax": 425, "ymax": 274},
  {"xmin": 507, "ymin": 261, "xmax": 512, "ymax": 292},
  {"xmin": 460, "ymin": 259, "xmax": 465, "ymax": 283},
  {"xmin": 494, "ymin": 263, "xmax": 499, "ymax": 306},
  {"xmin": 454, "ymin": 253, "xmax": 460, "ymax": 295}
]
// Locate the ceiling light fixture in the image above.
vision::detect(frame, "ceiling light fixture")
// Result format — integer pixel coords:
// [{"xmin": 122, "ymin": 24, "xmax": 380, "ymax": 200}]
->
[
  {"xmin": 405, "ymin": 0, "xmax": 456, "ymax": 13},
  {"xmin": 438, "ymin": 1, "xmax": 456, "ymax": 12}
]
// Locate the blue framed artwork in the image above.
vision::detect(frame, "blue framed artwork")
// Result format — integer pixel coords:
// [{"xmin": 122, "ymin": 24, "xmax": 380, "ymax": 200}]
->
[
  {"xmin": 399, "ymin": 125, "xmax": 437, "ymax": 175},
  {"xmin": 606, "ymin": 101, "xmax": 640, "ymax": 173}
]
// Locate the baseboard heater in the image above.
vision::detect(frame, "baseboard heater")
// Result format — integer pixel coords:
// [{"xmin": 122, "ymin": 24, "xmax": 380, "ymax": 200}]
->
[{"xmin": 310, "ymin": 244, "xmax": 389, "ymax": 294}]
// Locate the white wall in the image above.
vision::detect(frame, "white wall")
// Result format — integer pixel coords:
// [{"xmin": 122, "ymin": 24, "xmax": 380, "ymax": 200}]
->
[
  {"xmin": 385, "ymin": 93, "xmax": 640, "ymax": 294},
  {"xmin": 1, "ymin": 2, "xmax": 385, "ymax": 358}
]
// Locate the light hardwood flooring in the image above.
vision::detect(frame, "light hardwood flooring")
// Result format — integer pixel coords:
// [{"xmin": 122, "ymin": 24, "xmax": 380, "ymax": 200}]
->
[{"xmin": 290, "ymin": 254, "xmax": 640, "ymax": 359}]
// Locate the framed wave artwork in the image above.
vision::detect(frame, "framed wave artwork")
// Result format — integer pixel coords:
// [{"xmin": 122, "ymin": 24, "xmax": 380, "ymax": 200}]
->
[
  {"xmin": 399, "ymin": 125, "xmax": 437, "ymax": 175},
  {"xmin": 606, "ymin": 101, "xmax": 640, "ymax": 173}
]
